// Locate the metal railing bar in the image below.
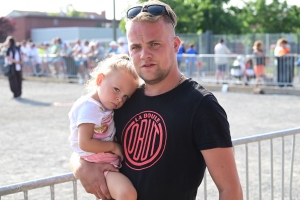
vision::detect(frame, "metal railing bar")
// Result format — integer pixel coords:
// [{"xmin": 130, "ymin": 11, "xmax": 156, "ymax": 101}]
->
[
  {"xmin": 289, "ymin": 134, "xmax": 295, "ymax": 199},
  {"xmin": 232, "ymin": 127, "xmax": 300, "ymax": 146},
  {"xmin": 0, "ymin": 173, "xmax": 76, "ymax": 196}
]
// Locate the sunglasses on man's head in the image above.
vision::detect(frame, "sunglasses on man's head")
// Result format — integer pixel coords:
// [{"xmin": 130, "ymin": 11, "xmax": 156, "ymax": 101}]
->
[{"xmin": 126, "ymin": 4, "xmax": 174, "ymax": 26}]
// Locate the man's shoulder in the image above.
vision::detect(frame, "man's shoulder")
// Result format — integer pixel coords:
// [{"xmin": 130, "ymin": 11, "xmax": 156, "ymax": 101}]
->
[{"xmin": 182, "ymin": 79, "xmax": 213, "ymax": 99}]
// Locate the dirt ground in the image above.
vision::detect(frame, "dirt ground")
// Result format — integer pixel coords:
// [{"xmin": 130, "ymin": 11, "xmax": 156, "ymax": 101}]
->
[{"xmin": 0, "ymin": 78, "xmax": 299, "ymax": 199}]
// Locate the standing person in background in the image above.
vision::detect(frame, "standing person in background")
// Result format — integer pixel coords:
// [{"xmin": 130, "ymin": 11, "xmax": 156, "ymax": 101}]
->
[
  {"xmin": 94, "ymin": 41, "xmax": 105, "ymax": 62},
  {"xmin": 28, "ymin": 43, "xmax": 42, "ymax": 76},
  {"xmin": 176, "ymin": 41, "xmax": 185, "ymax": 69},
  {"xmin": 274, "ymin": 38, "xmax": 285, "ymax": 57},
  {"xmin": 20, "ymin": 40, "xmax": 31, "ymax": 75},
  {"xmin": 276, "ymin": 39, "xmax": 293, "ymax": 87},
  {"xmin": 70, "ymin": 1, "xmax": 243, "ymax": 200},
  {"xmin": 5, "ymin": 36, "xmax": 23, "ymax": 98},
  {"xmin": 106, "ymin": 41, "xmax": 119, "ymax": 57},
  {"xmin": 117, "ymin": 38, "xmax": 129, "ymax": 55},
  {"xmin": 277, "ymin": 39, "xmax": 290, "ymax": 56},
  {"xmin": 185, "ymin": 43, "xmax": 197, "ymax": 77},
  {"xmin": 214, "ymin": 39, "xmax": 231, "ymax": 84},
  {"xmin": 253, "ymin": 40, "xmax": 266, "ymax": 85}
]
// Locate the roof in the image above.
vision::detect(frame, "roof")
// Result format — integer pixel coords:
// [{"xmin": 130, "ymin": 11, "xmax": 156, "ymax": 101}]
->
[
  {"xmin": 6, "ymin": 10, "xmax": 48, "ymax": 17},
  {"xmin": 6, "ymin": 10, "xmax": 106, "ymax": 19}
]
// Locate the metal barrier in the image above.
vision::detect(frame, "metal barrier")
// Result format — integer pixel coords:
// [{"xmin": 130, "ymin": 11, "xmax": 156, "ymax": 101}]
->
[
  {"xmin": 1, "ymin": 54, "xmax": 299, "ymax": 87},
  {"xmin": 1, "ymin": 127, "xmax": 299, "ymax": 199},
  {"xmin": 178, "ymin": 54, "xmax": 300, "ymax": 87}
]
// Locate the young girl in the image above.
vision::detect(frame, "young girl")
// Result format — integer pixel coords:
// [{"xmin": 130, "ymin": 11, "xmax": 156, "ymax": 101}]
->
[{"xmin": 68, "ymin": 54, "xmax": 139, "ymax": 200}]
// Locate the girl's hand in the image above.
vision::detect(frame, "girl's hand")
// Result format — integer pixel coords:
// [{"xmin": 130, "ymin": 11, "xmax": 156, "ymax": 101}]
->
[{"xmin": 112, "ymin": 143, "xmax": 124, "ymax": 161}]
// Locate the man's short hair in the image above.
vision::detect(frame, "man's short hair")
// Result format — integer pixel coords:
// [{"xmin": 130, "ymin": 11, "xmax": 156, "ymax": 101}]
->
[{"xmin": 220, "ymin": 39, "xmax": 224, "ymax": 43}]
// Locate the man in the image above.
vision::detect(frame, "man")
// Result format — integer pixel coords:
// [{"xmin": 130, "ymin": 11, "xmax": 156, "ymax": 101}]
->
[
  {"xmin": 176, "ymin": 41, "xmax": 185, "ymax": 68},
  {"xmin": 185, "ymin": 43, "xmax": 197, "ymax": 77},
  {"xmin": 214, "ymin": 39, "xmax": 231, "ymax": 83},
  {"xmin": 70, "ymin": 1, "xmax": 243, "ymax": 200}
]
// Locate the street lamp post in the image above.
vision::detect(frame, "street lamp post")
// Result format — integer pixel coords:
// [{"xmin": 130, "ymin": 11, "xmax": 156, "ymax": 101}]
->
[{"xmin": 113, "ymin": 0, "xmax": 117, "ymax": 41}]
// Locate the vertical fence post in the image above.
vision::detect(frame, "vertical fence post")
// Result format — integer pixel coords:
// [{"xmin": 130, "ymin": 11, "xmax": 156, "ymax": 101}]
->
[
  {"xmin": 73, "ymin": 180, "xmax": 78, "ymax": 200},
  {"xmin": 50, "ymin": 184, "xmax": 55, "ymax": 200},
  {"xmin": 281, "ymin": 137, "xmax": 285, "ymax": 200},
  {"xmin": 258, "ymin": 141, "xmax": 262, "ymax": 200},
  {"xmin": 245, "ymin": 143, "xmax": 249, "ymax": 200},
  {"xmin": 270, "ymin": 139, "xmax": 274, "ymax": 200},
  {"xmin": 289, "ymin": 134, "xmax": 296, "ymax": 199}
]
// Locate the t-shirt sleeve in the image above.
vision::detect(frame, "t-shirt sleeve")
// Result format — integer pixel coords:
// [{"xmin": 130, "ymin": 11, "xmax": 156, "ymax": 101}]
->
[
  {"xmin": 75, "ymin": 100, "xmax": 104, "ymax": 127},
  {"xmin": 193, "ymin": 94, "xmax": 232, "ymax": 150}
]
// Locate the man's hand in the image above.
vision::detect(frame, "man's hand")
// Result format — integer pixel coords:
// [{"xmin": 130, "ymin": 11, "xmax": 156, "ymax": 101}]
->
[
  {"xmin": 112, "ymin": 143, "xmax": 124, "ymax": 161},
  {"xmin": 70, "ymin": 153, "xmax": 118, "ymax": 200}
]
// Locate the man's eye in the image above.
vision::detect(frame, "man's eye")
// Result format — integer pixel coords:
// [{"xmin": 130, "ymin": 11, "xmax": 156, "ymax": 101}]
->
[
  {"xmin": 114, "ymin": 88, "xmax": 120, "ymax": 92},
  {"xmin": 131, "ymin": 45, "xmax": 140, "ymax": 50},
  {"xmin": 124, "ymin": 95, "xmax": 129, "ymax": 100}
]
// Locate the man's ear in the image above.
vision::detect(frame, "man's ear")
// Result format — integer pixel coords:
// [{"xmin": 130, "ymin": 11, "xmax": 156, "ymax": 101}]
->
[
  {"xmin": 96, "ymin": 73, "xmax": 105, "ymax": 86},
  {"xmin": 174, "ymin": 36, "xmax": 181, "ymax": 53}
]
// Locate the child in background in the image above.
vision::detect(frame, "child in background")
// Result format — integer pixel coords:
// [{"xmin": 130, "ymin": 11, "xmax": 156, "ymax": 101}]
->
[{"xmin": 68, "ymin": 54, "xmax": 139, "ymax": 200}]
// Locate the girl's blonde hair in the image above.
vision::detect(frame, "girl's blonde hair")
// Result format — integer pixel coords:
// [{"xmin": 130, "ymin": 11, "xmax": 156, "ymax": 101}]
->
[{"xmin": 84, "ymin": 54, "xmax": 139, "ymax": 93}]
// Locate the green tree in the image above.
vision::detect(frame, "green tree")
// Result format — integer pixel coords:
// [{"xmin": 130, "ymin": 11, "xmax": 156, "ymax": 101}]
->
[
  {"xmin": 120, "ymin": 0, "xmax": 243, "ymax": 34},
  {"xmin": 119, "ymin": 0, "xmax": 300, "ymax": 34},
  {"xmin": 238, "ymin": 0, "xmax": 300, "ymax": 33},
  {"xmin": 0, "ymin": 17, "xmax": 16, "ymax": 43}
]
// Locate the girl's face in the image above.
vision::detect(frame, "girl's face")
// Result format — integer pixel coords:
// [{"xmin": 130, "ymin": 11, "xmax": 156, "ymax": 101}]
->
[{"xmin": 92, "ymin": 70, "xmax": 138, "ymax": 110}]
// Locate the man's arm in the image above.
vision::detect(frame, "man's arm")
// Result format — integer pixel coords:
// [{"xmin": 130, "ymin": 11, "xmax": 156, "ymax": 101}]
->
[
  {"xmin": 201, "ymin": 147, "xmax": 243, "ymax": 200},
  {"xmin": 70, "ymin": 153, "xmax": 118, "ymax": 200}
]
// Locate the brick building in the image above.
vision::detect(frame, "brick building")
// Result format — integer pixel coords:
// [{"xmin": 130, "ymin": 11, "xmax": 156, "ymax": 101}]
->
[{"xmin": 6, "ymin": 10, "xmax": 120, "ymax": 42}]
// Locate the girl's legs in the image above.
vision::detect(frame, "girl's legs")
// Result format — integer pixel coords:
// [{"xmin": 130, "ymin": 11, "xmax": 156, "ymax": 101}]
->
[{"xmin": 106, "ymin": 171, "xmax": 137, "ymax": 200}]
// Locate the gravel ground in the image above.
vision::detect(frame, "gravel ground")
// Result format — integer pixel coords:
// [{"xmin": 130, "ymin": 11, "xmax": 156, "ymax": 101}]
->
[{"xmin": 0, "ymin": 78, "xmax": 299, "ymax": 199}]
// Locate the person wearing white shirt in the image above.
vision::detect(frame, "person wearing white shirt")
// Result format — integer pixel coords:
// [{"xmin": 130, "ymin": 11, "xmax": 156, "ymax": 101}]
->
[
  {"xmin": 214, "ymin": 39, "xmax": 231, "ymax": 83},
  {"xmin": 117, "ymin": 38, "xmax": 129, "ymax": 55}
]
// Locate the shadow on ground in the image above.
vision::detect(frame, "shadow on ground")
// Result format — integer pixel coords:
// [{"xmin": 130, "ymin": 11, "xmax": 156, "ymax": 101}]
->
[{"xmin": 14, "ymin": 97, "xmax": 52, "ymax": 106}]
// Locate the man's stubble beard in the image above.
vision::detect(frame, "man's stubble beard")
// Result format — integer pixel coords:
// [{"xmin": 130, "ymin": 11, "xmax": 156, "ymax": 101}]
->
[{"xmin": 139, "ymin": 63, "xmax": 173, "ymax": 85}]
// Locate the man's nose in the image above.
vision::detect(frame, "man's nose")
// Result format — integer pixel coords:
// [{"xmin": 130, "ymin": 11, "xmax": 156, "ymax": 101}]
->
[{"xmin": 140, "ymin": 48, "xmax": 152, "ymax": 60}]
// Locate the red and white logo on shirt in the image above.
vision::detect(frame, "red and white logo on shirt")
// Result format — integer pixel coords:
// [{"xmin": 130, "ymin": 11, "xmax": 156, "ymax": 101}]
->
[{"xmin": 122, "ymin": 111, "xmax": 167, "ymax": 170}]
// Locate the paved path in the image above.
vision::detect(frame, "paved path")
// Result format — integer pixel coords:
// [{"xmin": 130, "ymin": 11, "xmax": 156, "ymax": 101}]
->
[{"xmin": 0, "ymin": 78, "xmax": 299, "ymax": 199}]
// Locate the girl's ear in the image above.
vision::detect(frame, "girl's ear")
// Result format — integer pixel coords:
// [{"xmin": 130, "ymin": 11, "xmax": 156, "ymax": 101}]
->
[{"xmin": 96, "ymin": 73, "xmax": 105, "ymax": 86}]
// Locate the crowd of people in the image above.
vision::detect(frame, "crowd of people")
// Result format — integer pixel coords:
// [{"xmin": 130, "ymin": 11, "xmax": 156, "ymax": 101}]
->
[
  {"xmin": 174, "ymin": 37, "xmax": 295, "ymax": 86},
  {"xmin": 1, "ymin": 35, "xmax": 296, "ymax": 89},
  {"xmin": 0, "ymin": 36, "xmax": 129, "ymax": 83}
]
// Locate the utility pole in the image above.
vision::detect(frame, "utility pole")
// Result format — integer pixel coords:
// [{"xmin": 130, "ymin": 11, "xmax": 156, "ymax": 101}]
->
[{"xmin": 113, "ymin": 0, "xmax": 117, "ymax": 41}]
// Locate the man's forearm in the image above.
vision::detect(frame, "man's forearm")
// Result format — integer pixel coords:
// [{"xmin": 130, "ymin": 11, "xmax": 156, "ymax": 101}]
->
[{"xmin": 219, "ymin": 186, "xmax": 243, "ymax": 200}]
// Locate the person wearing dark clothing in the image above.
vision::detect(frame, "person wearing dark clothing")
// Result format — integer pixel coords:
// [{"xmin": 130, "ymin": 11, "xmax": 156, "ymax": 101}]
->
[
  {"xmin": 185, "ymin": 43, "xmax": 197, "ymax": 77},
  {"xmin": 176, "ymin": 42, "xmax": 185, "ymax": 68},
  {"xmin": 5, "ymin": 36, "xmax": 23, "ymax": 98}
]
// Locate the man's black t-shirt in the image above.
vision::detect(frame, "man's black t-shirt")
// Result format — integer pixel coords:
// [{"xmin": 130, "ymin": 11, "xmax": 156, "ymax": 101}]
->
[{"xmin": 114, "ymin": 78, "xmax": 232, "ymax": 200}]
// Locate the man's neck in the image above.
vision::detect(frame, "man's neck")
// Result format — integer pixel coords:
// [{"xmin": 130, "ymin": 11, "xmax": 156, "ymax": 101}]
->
[{"xmin": 143, "ymin": 71, "xmax": 185, "ymax": 96}]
